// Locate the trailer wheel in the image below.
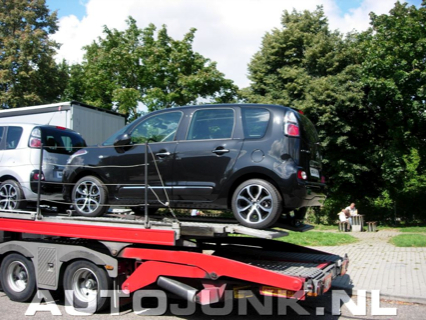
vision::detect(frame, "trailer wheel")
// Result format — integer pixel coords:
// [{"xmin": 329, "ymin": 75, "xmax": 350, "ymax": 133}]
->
[
  {"xmin": 63, "ymin": 260, "xmax": 111, "ymax": 312},
  {"xmin": 0, "ymin": 180, "xmax": 27, "ymax": 210},
  {"xmin": 0, "ymin": 253, "xmax": 36, "ymax": 302},
  {"xmin": 72, "ymin": 176, "xmax": 109, "ymax": 217},
  {"xmin": 231, "ymin": 179, "xmax": 282, "ymax": 229}
]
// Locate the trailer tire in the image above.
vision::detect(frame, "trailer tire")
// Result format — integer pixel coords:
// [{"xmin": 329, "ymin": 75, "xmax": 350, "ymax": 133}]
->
[
  {"xmin": 63, "ymin": 260, "xmax": 111, "ymax": 312},
  {"xmin": 0, "ymin": 253, "xmax": 36, "ymax": 302},
  {"xmin": 0, "ymin": 180, "xmax": 27, "ymax": 210},
  {"xmin": 231, "ymin": 179, "xmax": 282, "ymax": 229},
  {"xmin": 72, "ymin": 176, "xmax": 109, "ymax": 217}
]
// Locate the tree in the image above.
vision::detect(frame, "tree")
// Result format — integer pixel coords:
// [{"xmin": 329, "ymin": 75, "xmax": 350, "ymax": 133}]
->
[
  {"xmin": 359, "ymin": 1, "xmax": 426, "ymax": 220},
  {"xmin": 243, "ymin": 7, "xmax": 355, "ymax": 107},
  {"xmin": 65, "ymin": 17, "xmax": 238, "ymax": 120},
  {"xmin": 0, "ymin": 0, "xmax": 67, "ymax": 108}
]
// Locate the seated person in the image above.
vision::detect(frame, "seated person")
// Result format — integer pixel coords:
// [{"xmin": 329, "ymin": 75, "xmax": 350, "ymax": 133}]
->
[
  {"xmin": 345, "ymin": 203, "xmax": 358, "ymax": 216},
  {"xmin": 338, "ymin": 209, "xmax": 351, "ymax": 230}
]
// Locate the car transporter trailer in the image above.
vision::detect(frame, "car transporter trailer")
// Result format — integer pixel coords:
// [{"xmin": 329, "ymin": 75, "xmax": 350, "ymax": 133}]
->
[{"xmin": 0, "ymin": 208, "xmax": 349, "ymax": 313}]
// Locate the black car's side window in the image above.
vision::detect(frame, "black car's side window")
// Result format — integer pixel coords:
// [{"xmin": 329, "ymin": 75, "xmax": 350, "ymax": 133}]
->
[
  {"xmin": 187, "ymin": 109, "xmax": 235, "ymax": 140},
  {"xmin": 6, "ymin": 126, "xmax": 23, "ymax": 150},
  {"xmin": 242, "ymin": 108, "xmax": 270, "ymax": 139},
  {"xmin": 130, "ymin": 111, "xmax": 182, "ymax": 144}
]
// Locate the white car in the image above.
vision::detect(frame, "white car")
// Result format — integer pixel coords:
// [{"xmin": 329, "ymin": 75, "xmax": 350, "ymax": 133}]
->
[{"xmin": 0, "ymin": 123, "xmax": 86, "ymax": 210}]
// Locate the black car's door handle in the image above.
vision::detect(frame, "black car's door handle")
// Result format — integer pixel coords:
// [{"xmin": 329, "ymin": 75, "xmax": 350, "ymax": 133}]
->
[
  {"xmin": 212, "ymin": 147, "xmax": 230, "ymax": 155},
  {"xmin": 156, "ymin": 151, "xmax": 171, "ymax": 157}
]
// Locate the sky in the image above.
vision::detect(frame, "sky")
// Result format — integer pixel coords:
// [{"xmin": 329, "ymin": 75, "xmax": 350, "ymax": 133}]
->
[{"xmin": 45, "ymin": 0, "xmax": 423, "ymax": 89}]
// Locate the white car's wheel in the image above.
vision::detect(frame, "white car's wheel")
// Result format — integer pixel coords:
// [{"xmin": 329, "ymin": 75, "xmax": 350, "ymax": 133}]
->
[{"xmin": 0, "ymin": 180, "xmax": 27, "ymax": 210}]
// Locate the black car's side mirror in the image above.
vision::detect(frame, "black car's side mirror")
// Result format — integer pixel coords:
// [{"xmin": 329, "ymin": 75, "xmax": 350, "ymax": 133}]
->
[{"xmin": 113, "ymin": 133, "xmax": 131, "ymax": 147}]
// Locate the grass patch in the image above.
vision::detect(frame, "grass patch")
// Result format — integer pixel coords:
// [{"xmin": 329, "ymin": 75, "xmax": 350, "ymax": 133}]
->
[
  {"xmin": 390, "ymin": 234, "xmax": 426, "ymax": 247},
  {"xmin": 275, "ymin": 231, "xmax": 357, "ymax": 246},
  {"xmin": 398, "ymin": 226, "xmax": 426, "ymax": 233},
  {"xmin": 309, "ymin": 224, "xmax": 337, "ymax": 231}
]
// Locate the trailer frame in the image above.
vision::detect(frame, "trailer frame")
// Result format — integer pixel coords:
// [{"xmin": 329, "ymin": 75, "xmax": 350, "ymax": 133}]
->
[{"xmin": 0, "ymin": 209, "xmax": 348, "ymax": 312}]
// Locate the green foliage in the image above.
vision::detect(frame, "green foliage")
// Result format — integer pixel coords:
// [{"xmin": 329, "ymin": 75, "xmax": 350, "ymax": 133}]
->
[
  {"xmin": 0, "ymin": 0, "xmax": 67, "ymax": 108},
  {"xmin": 360, "ymin": 3, "xmax": 426, "ymax": 197},
  {"xmin": 64, "ymin": 17, "xmax": 238, "ymax": 120},
  {"xmin": 401, "ymin": 149, "xmax": 426, "ymax": 193},
  {"xmin": 359, "ymin": 3, "xmax": 426, "ymax": 223}
]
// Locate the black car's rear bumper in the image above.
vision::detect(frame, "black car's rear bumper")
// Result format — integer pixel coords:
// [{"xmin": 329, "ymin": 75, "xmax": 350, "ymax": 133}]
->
[{"xmin": 283, "ymin": 181, "xmax": 326, "ymax": 208}]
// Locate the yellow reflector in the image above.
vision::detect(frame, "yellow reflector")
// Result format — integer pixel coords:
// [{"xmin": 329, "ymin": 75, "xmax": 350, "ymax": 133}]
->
[
  {"xmin": 233, "ymin": 286, "xmax": 254, "ymax": 299},
  {"xmin": 259, "ymin": 286, "xmax": 296, "ymax": 298}
]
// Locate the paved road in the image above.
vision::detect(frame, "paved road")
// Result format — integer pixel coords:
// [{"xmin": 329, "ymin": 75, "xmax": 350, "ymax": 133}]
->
[{"xmin": 312, "ymin": 229, "xmax": 426, "ymax": 304}]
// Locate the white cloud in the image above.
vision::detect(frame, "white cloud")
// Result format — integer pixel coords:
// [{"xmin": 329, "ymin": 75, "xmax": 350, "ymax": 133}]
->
[
  {"xmin": 326, "ymin": 0, "xmax": 397, "ymax": 34},
  {"xmin": 51, "ymin": 0, "xmax": 399, "ymax": 89}
]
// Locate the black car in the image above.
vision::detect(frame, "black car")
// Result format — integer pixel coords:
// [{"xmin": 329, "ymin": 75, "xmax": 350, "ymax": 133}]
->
[{"xmin": 62, "ymin": 104, "xmax": 325, "ymax": 229}]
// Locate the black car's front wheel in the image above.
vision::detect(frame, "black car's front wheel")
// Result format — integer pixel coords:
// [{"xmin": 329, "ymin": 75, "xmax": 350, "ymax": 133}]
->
[
  {"xmin": 72, "ymin": 176, "xmax": 109, "ymax": 217},
  {"xmin": 232, "ymin": 179, "xmax": 282, "ymax": 229}
]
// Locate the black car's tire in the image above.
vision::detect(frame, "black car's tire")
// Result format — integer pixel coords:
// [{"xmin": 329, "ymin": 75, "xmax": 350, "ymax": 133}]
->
[
  {"xmin": 279, "ymin": 207, "xmax": 308, "ymax": 227},
  {"xmin": 293, "ymin": 207, "xmax": 308, "ymax": 220},
  {"xmin": 63, "ymin": 260, "xmax": 111, "ymax": 312},
  {"xmin": 132, "ymin": 206, "xmax": 158, "ymax": 216},
  {"xmin": 0, "ymin": 253, "xmax": 36, "ymax": 302},
  {"xmin": 0, "ymin": 180, "xmax": 27, "ymax": 210},
  {"xmin": 231, "ymin": 179, "xmax": 282, "ymax": 229},
  {"xmin": 72, "ymin": 176, "xmax": 109, "ymax": 217}
]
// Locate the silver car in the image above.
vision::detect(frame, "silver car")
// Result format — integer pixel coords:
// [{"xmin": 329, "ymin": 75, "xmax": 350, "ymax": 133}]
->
[{"xmin": 0, "ymin": 123, "xmax": 86, "ymax": 210}]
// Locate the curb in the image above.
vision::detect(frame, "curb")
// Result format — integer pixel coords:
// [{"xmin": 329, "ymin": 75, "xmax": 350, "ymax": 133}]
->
[{"xmin": 332, "ymin": 285, "xmax": 426, "ymax": 305}]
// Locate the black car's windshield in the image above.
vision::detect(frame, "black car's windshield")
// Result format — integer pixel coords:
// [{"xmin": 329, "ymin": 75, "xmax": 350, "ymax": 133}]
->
[{"xmin": 102, "ymin": 122, "xmax": 134, "ymax": 146}]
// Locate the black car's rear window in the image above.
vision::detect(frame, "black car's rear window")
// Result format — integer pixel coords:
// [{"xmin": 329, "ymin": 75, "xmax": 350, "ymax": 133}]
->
[
  {"xmin": 298, "ymin": 114, "xmax": 319, "ymax": 144},
  {"xmin": 41, "ymin": 127, "xmax": 86, "ymax": 155},
  {"xmin": 242, "ymin": 108, "xmax": 270, "ymax": 139}
]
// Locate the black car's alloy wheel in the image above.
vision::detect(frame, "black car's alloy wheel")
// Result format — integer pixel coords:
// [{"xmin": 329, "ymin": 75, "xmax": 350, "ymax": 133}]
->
[
  {"xmin": 72, "ymin": 176, "xmax": 109, "ymax": 217},
  {"xmin": 232, "ymin": 179, "xmax": 282, "ymax": 229}
]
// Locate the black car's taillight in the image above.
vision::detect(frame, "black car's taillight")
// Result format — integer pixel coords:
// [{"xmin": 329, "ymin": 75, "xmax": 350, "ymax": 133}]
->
[
  {"xmin": 31, "ymin": 170, "xmax": 45, "ymax": 181},
  {"xmin": 284, "ymin": 111, "xmax": 300, "ymax": 137},
  {"xmin": 297, "ymin": 169, "xmax": 307, "ymax": 180}
]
